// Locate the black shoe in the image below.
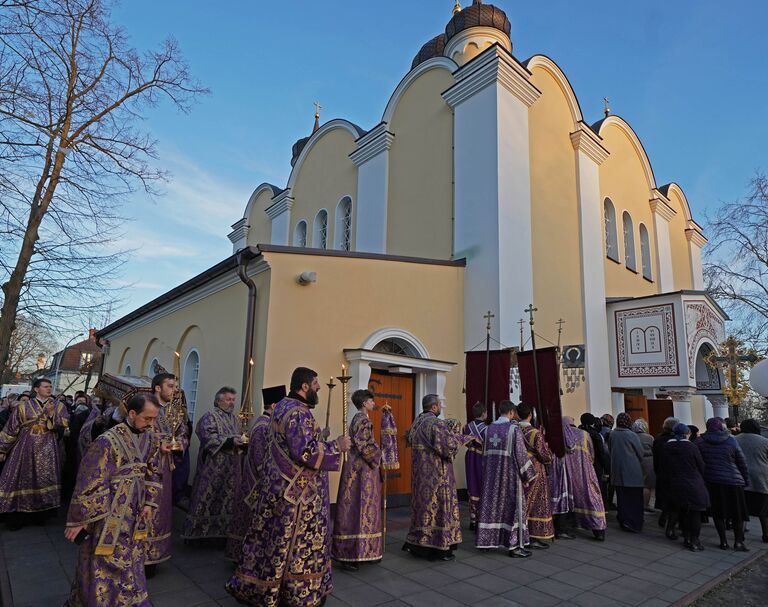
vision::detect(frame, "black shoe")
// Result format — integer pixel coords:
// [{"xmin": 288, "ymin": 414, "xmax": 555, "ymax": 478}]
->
[
  {"xmin": 665, "ymin": 529, "xmax": 678, "ymax": 541},
  {"xmin": 508, "ymin": 547, "xmax": 532, "ymax": 558},
  {"xmin": 6, "ymin": 522, "xmax": 24, "ymax": 531},
  {"xmin": 593, "ymin": 530, "xmax": 606, "ymax": 542},
  {"xmin": 338, "ymin": 562, "xmax": 359, "ymax": 571},
  {"xmin": 692, "ymin": 540, "xmax": 704, "ymax": 552},
  {"xmin": 555, "ymin": 532, "xmax": 576, "ymax": 540},
  {"xmin": 658, "ymin": 514, "xmax": 667, "ymax": 527},
  {"xmin": 436, "ymin": 553, "xmax": 455, "ymax": 562},
  {"xmin": 530, "ymin": 539, "xmax": 550, "ymax": 549},
  {"xmin": 145, "ymin": 564, "xmax": 157, "ymax": 579},
  {"xmin": 733, "ymin": 542, "xmax": 749, "ymax": 552},
  {"xmin": 719, "ymin": 541, "xmax": 729, "ymax": 550},
  {"xmin": 621, "ymin": 523, "xmax": 639, "ymax": 534},
  {"xmin": 762, "ymin": 535, "xmax": 768, "ymax": 544}
]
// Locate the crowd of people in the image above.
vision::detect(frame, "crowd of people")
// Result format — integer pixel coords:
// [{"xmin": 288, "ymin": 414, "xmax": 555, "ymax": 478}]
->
[{"xmin": 1, "ymin": 372, "xmax": 767, "ymax": 607}]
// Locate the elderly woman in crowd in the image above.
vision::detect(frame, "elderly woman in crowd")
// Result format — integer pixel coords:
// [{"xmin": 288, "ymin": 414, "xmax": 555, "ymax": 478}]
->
[
  {"xmin": 632, "ymin": 418, "xmax": 656, "ymax": 512},
  {"xmin": 735, "ymin": 419, "xmax": 768, "ymax": 543},
  {"xmin": 698, "ymin": 417, "xmax": 750, "ymax": 551},
  {"xmin": 608, "ymin": 413, "xmax": 645, "ymax": 532},
  {"xmin": 663, "ymin": 423, "xmax": 709, "ymax": 551},
  {"xmin": 653, "ymin": 416, "xmax": 679, "ymax": 526}
]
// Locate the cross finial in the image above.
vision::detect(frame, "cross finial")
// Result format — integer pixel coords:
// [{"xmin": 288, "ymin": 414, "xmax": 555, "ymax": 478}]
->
[
  {"xmin": 453, "ymin": 0, "xmax": 461, "ymax": 15},
  {"xmin": 603, "ymin": 97, "xmax": 610, "ymax": 118},
  {"xmin": 313, "ymin": 101, "xmax": 322, "ymax": 132},
  {"xmin": 524, "ymin": 304, "xmax": 537, "ymax": 326},
  {"xmin": 483, "ymin": 310, "xmax": 495, "ymax": 332},
  {"xmin": 556, "ymin": 318, "xmax": 566, "ymax": 333}
]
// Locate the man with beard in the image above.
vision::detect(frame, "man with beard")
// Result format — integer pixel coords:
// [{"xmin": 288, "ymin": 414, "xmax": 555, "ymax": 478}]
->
[
  {"xmin": 182, "ymin": 386, "xmax": 242, "ymax": 542},
  {"xmin": 227, "ymin": 367, "xmax": 351, "ymax": 607},
  {"xmin": 65, "ymin": 393, "xmax": 161, "ymax": 607}
]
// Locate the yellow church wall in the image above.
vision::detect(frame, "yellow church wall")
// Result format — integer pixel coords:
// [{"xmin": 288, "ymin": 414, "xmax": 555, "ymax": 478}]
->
[
  {"xmin": 665, "ymin": 188, "xmax": 695, "ymax": 290},
  {"xmin": 290, "ymin": 129, "xmax": 358, "ymax": 249},
  {"xmin": 599, "ymin": 124, "xmax": 659, "ymax": 298},
  {"xmin": 245, "ymin": 189, "xmax": 275, "ymax": 247},
  {"xmin": 528, "ymin": 66, "xmax": 586, "ymax": 413},
  {"xmin": 259, "ymin": 250, "xmax": 466, "ymax": 496},
  {"xmin": 387, "ymin": 68, "xmax": 454, "ymax": 259}
]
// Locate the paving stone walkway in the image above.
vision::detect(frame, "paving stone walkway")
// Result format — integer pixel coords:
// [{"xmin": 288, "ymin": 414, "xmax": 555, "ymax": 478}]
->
[{"xmin": 0, "ymin": 504, "xmax": 764, "ymax": 606}]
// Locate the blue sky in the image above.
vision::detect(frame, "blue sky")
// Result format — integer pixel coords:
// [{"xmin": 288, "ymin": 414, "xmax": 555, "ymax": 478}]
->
[{"xmin": 105, "ymin": 0, "xmax": 768, "ymax": 322}]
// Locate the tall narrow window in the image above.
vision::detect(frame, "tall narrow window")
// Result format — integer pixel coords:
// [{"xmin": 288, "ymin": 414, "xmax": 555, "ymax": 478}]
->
[
  {"xmin": 604, "ymin": 198, "xmax": 619, "ymax": 261},
  {"xmin": 623, "ymin": 211, "xmax": 636, "ymax": 271},
  {"xmin": 182, "ymin": 349, "xmax": 200, "ymax": 422},
  {"xmin": 313, "ymin": 210, "xmax": 328, "ymax": 249},
  {"xmin": 124, "ymin": 365, "xmax": 132, "ymax": 376},
  {"xmin": 294, "ymin": 220, "xmax": 307, "ymax": 247},
  {"xmin": 334, "ymin": 197, "xmax": 352, "ymax": 251},
  {"xmin": 147, "ymin": 357, "xmax": 160, "ymax": 376},
  {"xmin": 639, "ymin": 223, "xmax": 652, "ymax": 280}
]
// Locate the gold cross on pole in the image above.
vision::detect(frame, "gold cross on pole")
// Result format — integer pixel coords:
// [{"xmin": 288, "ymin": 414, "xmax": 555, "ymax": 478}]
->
[
  {"xmin": 518, "ymin": 318, "xmax": 525, "ymax": 350},
  {"xmin": 556, "ymin": 318, "xmax": 565, "ymax": 349},
  {"xmin": 484, "ymin": 310, "xmax": 495, "ymax": 333},
  {"xmin": 524, "ymin": 304, "xmax": 537, "ymax": 327}
]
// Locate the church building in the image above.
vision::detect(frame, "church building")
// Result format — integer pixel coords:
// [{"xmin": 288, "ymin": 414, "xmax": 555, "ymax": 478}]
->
[{"xmin": 97, "ymin": 1, "xmax": 727, "ymax": 496}]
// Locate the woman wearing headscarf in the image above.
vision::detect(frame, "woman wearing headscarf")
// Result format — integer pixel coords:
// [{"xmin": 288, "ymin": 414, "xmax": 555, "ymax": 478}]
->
[
  {"xmin": 653, "ymin": 416, "xmax": 679, "ymax": 527},
  {"xmin": 698, "ymin": 417, "xmax": 750, "ymax": 550},
  {"xmin": 632, "ymin": 418, "xmax": 656, "ymax": 512},
  {"xmin": 607, "ymin": 413, "xmax": 645, "ymax": 532},
  {"xmin": 664, "ymin": 423, "xmax": 709, "ymax": 550},
  {"xmin": 579, "ymin": 413, "xmax": 610, "ymax": 509},
  {"xmin": 735, "ymin": 419, "xmax": 768, "ymax": 543}
]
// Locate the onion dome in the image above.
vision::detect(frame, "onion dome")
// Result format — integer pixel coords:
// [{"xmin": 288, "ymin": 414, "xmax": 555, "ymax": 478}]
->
[
  {"xmin": 445, "ymin": 0, "xmax": 511, "ymax": 42},
  {"xmin": 411, "ymin": 33, "xmax": 447, "ymax": 69}
]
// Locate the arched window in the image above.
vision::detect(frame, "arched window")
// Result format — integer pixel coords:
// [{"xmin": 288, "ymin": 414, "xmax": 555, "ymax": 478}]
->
[
  {"xmin": 124, "ymin": 365, "xmax": 132, "ymax": 376},
  {"xmin": 294, "ymin": 220, "xmax": 307, "ymax": 247},
  {"xmin": 639, "ymin": 223, "xmax": 652, "ymax": 280},
  {"xmin": 147, "ymin": 357, "xmax": 160, "ymax": 376},
  {"xmin": 312, "ymin": 209, "xmax": 328, "ymax": 249},
  {"xmin": 604, "ymin": 199, "xmax": 619, "ymax": 262},
  {"xmin": 182, "ymin": 349, "xmax": 200, "ymax": 422},
  {"xmin": 623, "ymin": 211, "xmax": 636, "ymax": 271},
  {"xmin": 334, "ymin": 197, "xmax": 352, "ymax": 251}
]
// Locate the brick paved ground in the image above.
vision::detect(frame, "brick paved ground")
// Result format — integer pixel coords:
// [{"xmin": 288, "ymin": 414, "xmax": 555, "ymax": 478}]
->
[{"xmin": 1, "ymin": 505, "xmax": 765, "ymax": 606}]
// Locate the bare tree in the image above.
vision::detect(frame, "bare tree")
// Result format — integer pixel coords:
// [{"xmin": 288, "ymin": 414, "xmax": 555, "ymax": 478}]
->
[
  {"xmin": 704, "ymin": 173, "xmax": 768, "ymax": 353},
  {"xmin": 0, "ymin": 0, "xmax": 207, "ymax": 376},
  {"xmin": 3, "ymin": 315, "xmax": 56, "ymax": 382}
]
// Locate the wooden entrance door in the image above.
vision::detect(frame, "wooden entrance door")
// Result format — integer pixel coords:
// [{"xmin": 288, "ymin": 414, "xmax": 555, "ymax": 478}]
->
[
  {"xmin": 367, "ymin": 371, "xmax": 414, "ymax": 502},
  {"xmin": 624, "ymin": 394, "xmax": 648, "ymax": 421},
  {"xmin": 648, "ymin": 399, "xmax": 674, "ymax": 436}
]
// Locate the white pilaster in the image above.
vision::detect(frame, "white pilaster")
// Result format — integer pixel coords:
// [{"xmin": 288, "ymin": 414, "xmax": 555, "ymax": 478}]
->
[
  {"xmin": 707, "ymin": 394, "xmax": 728, "ymax": 419},
  {"xmin": 350, "ymin": 124, "xmax": 394, "ymax": 254},
  {"xmin": 650, "ymin": 195, "xmax": 676, "ymax": 293},
  {"xmin": 227, "ymin": 218, "xmax": 250, "ymax": 253},
  {"xmin": 346, "ymin": 358, "xmax": 372, "ymax": 393},
  {"xmin": 425, "ymin": 370, "xmax": 448, "ymax": 411},
  {"xmin": 265, "ymin": 190, "xmax": 294, "ymax": 246},
  {"xmin": 611, "ymin": 391, "xmax": 625, "ymax": 417},
  {"xmin": 686, "ymin": 229, "xmax": 707, "ymax": 290},
  {"xmin": 444, "ymin": 46, "xmax": 541, "ymax": 349},
  {"xmin": 669, "ymin": 389, "xmax": 696, "ymax": 425},
  {"xmin": 571, "ymin": 125, "xmax": 611, "ymax": 414}
]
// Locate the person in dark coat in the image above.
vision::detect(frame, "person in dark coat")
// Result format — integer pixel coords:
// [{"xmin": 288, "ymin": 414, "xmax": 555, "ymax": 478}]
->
[
  {"xmin": 698, "ymin": 417, "xmax": 750, "ymax": 551},
  {"xmin": 632, "ymin": 418, "xmax": 656, "ymax": 511},
  {"xmin": 664, "ymin": 423, "xmax": 709, "ymax": 551},
  {"xmin": 653, "ymin": 416, "xmax": 679, "ymax": 526},
  {"xmin": 735, "ymin": 419, "xmax": 768, "ymax": 543},
  {"xmin": 580, "ymin": 413, "xmax": 610, "ymax": 509},
  {"xmin": 607, "ymin": 413, "xmax": 645, "ymax": 532}
]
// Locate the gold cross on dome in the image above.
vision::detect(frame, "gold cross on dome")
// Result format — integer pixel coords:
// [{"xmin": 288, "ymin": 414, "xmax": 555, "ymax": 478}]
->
[
  {"xmin": 603, "ymin": 97, "xmax": 610, "ymax": 117},
  {"xmin": 313, "ymin": 100, "xmax": 322, "ymax": 118}
]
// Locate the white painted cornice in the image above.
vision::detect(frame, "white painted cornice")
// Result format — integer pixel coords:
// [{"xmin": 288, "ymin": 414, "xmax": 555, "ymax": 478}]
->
[
  {"xmin": 570, "ymin": 123, "xmax": 609, "ymax": 165},
  {"xmin": 227, "ymin": 218, "xmax": 250, "ymax": 245},
  {"xmin": 685, "ymin": 229, "xmax": 707, "ymax": 248},
  {"xmin": 350, "ymin": 123, "xmax": 395, "ymax": 166},
  {"xmin": 343, "ymin": 348, "xmax": 456, "ymax": 373},
  {"xmin": 265, "ymin": 190, "xmax": 294, "ymax": 219},
  {"xmin": 649, "ymin": 197, "xmax": 677, "ymax": 222},
  {"xmin": 443, "ymin": 45, "xmax": 541, "ymax": 108}
]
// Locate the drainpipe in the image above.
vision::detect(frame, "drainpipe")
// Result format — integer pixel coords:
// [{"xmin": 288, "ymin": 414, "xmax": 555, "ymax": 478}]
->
[{"xmin": 236, "ymin": 250, "xmax": 258, "ymax": 402}]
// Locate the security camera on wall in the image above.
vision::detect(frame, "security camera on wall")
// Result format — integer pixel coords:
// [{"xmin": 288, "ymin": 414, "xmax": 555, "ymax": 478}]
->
[{"xmin": 297, "ymin": 271, "xmax": 317, "ymax": 285}]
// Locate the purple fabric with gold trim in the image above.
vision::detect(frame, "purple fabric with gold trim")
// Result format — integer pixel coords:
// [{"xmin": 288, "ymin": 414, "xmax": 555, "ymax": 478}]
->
[
  {"xmin": 562, "ymin": 421, "xmax": 607, "ymax": 531},
  {"xmin": 521, "ymin": 422, "xmax": 555, "ymax": 540},
  {"xmin": 0, "ymin": 397, "xmax": 69, "ymax": 513},
  {"xmin": 463, "ymin": 420, "xmax": 487, "ymax": 523},
  {"xmin": 226, "ymin": 396, "xmax": 342, "ymax": 607},
  {"xmin": 380, "ymin": 406, "xmax": 399, "ymax": 471}
]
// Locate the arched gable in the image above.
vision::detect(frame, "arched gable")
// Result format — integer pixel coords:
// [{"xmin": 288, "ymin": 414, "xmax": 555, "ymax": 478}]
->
[
  {"xmin": 243, "ymin": 183, "xmax": 282, "ymax": 224},
  {"xmin": 595, "ymin": 115, "xmax": 657, "ymax": 193},
  {"xmin": 382, "ymin": 56, "xmax": 457, "ymax": 125},
  {"xmin": 659, "ymin": 182, "xmax": 694, "ymax": 223},
  {"xmin": 524, "ymin": 54, "xmax": 583, "ymax": 128}
]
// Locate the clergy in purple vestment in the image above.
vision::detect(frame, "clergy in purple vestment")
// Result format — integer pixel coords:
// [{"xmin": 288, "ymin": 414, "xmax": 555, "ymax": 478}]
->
[
  {"xmin": 225, "ymin": 384, "xmax": 285, "ymax": 562},
  {"xmin": 463, "ymin": 401, "xmax": 488, "ymax": 530},
  {"xmin": 64, "ymin": 394, "xmax": 162, "ymax": 607},
  {"xmin": 332, "ymin": 389, "xmax": 383, "ymax": 570},
  {"xmin": 182, "ymin": 386, "xmax": 242, "ymax": 540},
  {"xmin": 518, "ymin": 402, "xmax": 555, "ymax": 547},
  {"xmin": 476, "ymin": 401, "xmax": 537, "ymax": 558},
  {"xmin": 226, "ymin": 367, "xmax": 351, "ymax": 607},
  {"xmin": 0, "ymin": 378, "xmax": 69, "ymax": 529},
  {"xmin": 146, "ymin": 373, "xmax": 189, "ymax": 568},
  {"xmin": 402, "ymin": 394, "xmax": 474, "ymax": 562},
  {"xmin": 559, "ymin": 416, "xmax": 607, "ymax": 540}
]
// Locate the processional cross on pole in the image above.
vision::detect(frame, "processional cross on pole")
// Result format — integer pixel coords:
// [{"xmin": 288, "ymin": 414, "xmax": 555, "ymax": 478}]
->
[
  {"xmin": 705, "ymin": 336, "xmax": 758, "ymax": 419},
  {"xmin": 483, "ymin": 310, "xmax": 495, "ymax": 415},
  {"xmin": 524, "ymin": 304, "xmax": 543, "ymax": 419}
]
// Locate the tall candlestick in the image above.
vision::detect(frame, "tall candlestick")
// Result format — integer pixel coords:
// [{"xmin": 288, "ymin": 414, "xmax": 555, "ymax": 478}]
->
[
  {"xmin": 324, "ymin": 377, "xmax": 336, "ymax": 433},
  {"xmin": 336, "ymin": 364, "xmax": 352, "ymax": 463},
  {"xmin": 239, "ymin": 358, "xmax": 255, "ymax": 444}
]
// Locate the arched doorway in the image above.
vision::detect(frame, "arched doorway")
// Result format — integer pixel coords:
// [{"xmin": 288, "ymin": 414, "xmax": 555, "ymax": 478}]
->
[{"xmin": 694, "ymin": 342, "xmax": 727, "ymax": 419}]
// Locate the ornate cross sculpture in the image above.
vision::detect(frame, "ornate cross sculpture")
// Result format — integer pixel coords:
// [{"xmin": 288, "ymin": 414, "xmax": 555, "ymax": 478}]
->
[
  {"xmin": 705, "ymin": 336, "xmax": 759, "ymax": 419},
  {"xmin": 603, "ymin": 96, "xmax": 610, "ymax": 117},
  {"xmin": 313, "ymin": 100, "xmax": 322, "ymax": 118}
]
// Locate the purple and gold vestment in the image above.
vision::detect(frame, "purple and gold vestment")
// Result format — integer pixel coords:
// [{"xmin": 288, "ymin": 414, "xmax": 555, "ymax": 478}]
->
[
  {"xmin": 405, "ymin": 412, "xmax": 471, "ymax": 552},
  {"xmin": 146, "ymin": 402, "xmax": 189, "ymax": 564},
  {"xmin": 562, "ymin": 422, "xmax": 607, "ymax": 531},
  {"xmin": 0, "ymin": 397, "xmax": 69, "ymax": 513},
  {"xmin": 225, "ymin": 413, "xmax": 270, "ymax": 562},
  {"xmin": 476, "ymin": 418, "xmax": 536, "ymax": 550},
  {"xmin": 65, "ymin": 422, "xmax": 161, "ymax": 607},
  {"xmin": 520, "ymin": 422, "xmax": 555, "ymax": 540},
  {"xmin": 226, "ymin": 396, "xmax": 342, "ymax": 607},
  {"xmin": 332, "ymin": 410, "xmax": 383, "ymax": 562},
  {"xmin": 182, "ymin": 405, "xmax": 240, "ymax": 539},
  {"xmin": 463, "ymin": 419, "xmax": 487, "ymax": 525}
]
